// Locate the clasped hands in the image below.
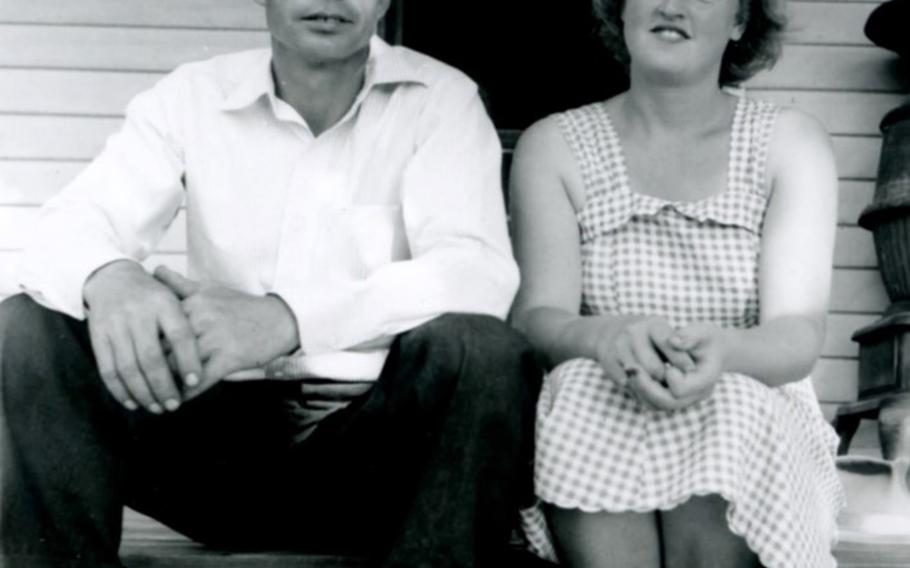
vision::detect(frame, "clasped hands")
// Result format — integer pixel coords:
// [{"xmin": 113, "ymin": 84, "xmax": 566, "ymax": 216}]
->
[
  {"xmin": 598, "ymin": 317, "xmax": 727, "ymax": 411},
  {"xmin": 83, "ymin": 260, "xmax": 298, "ymax": 414}
]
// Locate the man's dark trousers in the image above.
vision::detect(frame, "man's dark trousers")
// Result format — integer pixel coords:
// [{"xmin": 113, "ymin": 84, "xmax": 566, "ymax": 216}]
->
[{"xmin": 0, "ymin": 294, "xmax": 541, "ymax": 568}]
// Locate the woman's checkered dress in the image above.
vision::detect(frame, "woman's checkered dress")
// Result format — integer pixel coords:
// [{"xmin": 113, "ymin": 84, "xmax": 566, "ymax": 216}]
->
[{"xmin": 519, "ymin": 96, "xmax": 845, "ymax": 567}]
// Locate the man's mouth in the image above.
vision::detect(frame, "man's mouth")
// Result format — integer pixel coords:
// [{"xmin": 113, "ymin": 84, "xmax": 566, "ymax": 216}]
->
[
  {"xmin": 650, "ymin": 25, "xmax": 691, "ymax": 40},
  {"xmin": 301, "ymin": 13, "xmax": 352, "ymax": 24}
]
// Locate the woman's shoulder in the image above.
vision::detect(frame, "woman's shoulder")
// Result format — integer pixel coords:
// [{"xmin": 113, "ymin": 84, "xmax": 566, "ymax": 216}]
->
[
  {"xmin": 559, "ymin": 98, "xmax": 614, "ymax": 119},
  {"xmin": 514, "ymin": 113, "xmax": 574, "ymax": 170},
  {"xmin": 751, "ymin": 102, "xmax": 838, "ymax": 214},
  {"xmin": 554, "ymin": 97, "xmax": 623, "ymax": 134},
  {"xmin": 516, "ymin": 96, "xmax": 622, "ymax": 160},
  {"xmin": 763, "ymin": 104, "xmax": 834, "ymax": 177},
  {"xmin": 732, "ymin": 95, "xmax": 833, "ymax": 185},
  {"xmin": 769, "ymin": 106, "xmax": 830, "ymax": 144},
  {"xmin": 511, "ymin": 95, "xmax": 626, "ymax": 210},
  {"xmin": 513, "ymin": 115, "xmax": 563, "ymax": 165},
  {"xmin": 737, "ymin": 93, "xmax": 827, "ymax": 142},
  {"xmin": 514, "ymin": 114, "xmax": 575, "ymax": 176},
  {"xmin": 512, "ymin": 114, "xmax": 587, "ymax": 210}
]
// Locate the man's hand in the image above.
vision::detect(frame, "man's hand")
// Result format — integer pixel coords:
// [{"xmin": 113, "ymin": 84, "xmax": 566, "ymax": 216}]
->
[
  {"xmin": 83, "ymin": 260, "xmax": 203, "ymax": 414},
  {"xmin": 154, "ymin": 266, "xmax": 300, "ymax": 393}
]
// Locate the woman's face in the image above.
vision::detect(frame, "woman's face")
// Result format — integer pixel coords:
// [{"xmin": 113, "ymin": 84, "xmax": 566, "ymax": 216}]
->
[{"xmin": 621, "ymin": 0, "xmax": 745, "ymax": 84}]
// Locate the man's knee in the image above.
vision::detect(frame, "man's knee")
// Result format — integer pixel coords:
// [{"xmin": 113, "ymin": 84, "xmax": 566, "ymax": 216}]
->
[
  {"xmin": 0, "ymin": 294, "xmax": 89, "ymax": 411},
  {"xmin": 396, "ymin": 313, "xmax": 541, "ymax": 408},
  {"xmin": 402, "ymin": 312, "xmax": 531, "ymax": 366},
  {"xmin": 0, "ymin": 293, "xmax": 36, "ymax": 332},
  {"xmin": 0, "ymin": 294, "xmax": 74, "ymax": 363}
]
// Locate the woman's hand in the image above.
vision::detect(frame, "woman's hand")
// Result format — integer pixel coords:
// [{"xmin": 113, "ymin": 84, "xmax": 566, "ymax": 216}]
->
[
  {"xmin": 625, "ymin": 366, "xmax": 710, "ymax": 411},
  {"xmin": 600, "ymin": 318, "xmax": 726, "ymax": 411},
  {"xmin": 594, "ymin": 316, "xmax": 702, "ymax": 411},
  {"xmin": 664, "ymin": 322, "xmax": 728, "ymax": 400},
  {"xmin": 596, "ymin": 316, "xmax": 695, "ymax": 386}
]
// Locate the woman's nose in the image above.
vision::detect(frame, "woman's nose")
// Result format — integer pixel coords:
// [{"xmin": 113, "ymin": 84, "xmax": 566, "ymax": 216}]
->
[{"xmin": 656, "ymin": 0, "xmax": 686, "ymax": 18}]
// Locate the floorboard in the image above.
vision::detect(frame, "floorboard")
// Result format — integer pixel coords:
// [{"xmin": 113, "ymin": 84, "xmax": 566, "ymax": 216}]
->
[
  {"xmin": 122, "ymin": 506, "xmax": 910, "ymax": 568},
  {"xmin": 120, "ymin": 509, "xmax": 366, "ymax": 568}
]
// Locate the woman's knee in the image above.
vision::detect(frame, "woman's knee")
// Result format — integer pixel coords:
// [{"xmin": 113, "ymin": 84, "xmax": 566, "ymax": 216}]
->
[
  {"xmin": 661, "ymin": 495, "xmax": 761, "ymax": 568},
  {"xmin": 547, "ymin": 506, "xmax": 661, "ymax": 568}
]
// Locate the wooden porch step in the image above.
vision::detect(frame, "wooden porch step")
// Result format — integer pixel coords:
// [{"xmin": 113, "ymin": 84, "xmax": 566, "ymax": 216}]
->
[
  {"xmin": 121, "ymin": 545, "xmax": 364, "ymax": 568},
  {"xmin": 123, "ymin": 508, "xmax": 910, "ymax": 568},
  {"xmin": 835, "ymin": 538, "xmax": 910, "ymax": 568},
  {"xmin": 120, "ymin": 509, "xmax": 366, "ymax": 568}
]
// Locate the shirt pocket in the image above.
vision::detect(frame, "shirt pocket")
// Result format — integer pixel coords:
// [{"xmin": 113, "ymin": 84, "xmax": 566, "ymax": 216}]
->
[{"xmin": 319, "ymin": 204, "xmax": 407, "ymax": 280}]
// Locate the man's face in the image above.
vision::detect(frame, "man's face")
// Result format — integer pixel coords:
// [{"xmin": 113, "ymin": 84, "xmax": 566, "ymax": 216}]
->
[{"xmin": 261, "ymin": 0, "xmax": 391, "ymax": 64}]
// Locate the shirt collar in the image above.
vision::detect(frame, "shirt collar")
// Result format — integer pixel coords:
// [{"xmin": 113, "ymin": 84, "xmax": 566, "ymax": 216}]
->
[{"xmin": 221, "ymin": 36, "xmax": 426, "ymax": 112}]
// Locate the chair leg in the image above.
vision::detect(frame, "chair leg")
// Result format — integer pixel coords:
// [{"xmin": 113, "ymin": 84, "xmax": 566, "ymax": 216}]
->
[
  {"xmin": 879, "ymin": 393, "xmax": 910, "ymax": 460},
  {"xmin": 834, "ymin": 413, "xmax": 864, "ymax": 455}
]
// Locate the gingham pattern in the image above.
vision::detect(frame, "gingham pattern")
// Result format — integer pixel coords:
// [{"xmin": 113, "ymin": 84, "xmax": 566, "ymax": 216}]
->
[{"xmin": 519, "ymin": 97, "xmax": 845, "ymax": 567}]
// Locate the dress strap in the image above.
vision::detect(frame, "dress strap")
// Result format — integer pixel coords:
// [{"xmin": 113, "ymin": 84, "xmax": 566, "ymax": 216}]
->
[
  {"xmin": 729, "ymin": 96, "xmax": 780, "ymax": 199},
  {"xmin": 556, "ymin": 102, "xmax": 625, "ymax": 206}
]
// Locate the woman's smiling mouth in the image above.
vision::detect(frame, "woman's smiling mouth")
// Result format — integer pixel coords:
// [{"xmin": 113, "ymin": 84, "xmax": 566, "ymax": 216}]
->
[{"xmin": 651, "ymin": 25, "xmax": 691, "ymax": 41}]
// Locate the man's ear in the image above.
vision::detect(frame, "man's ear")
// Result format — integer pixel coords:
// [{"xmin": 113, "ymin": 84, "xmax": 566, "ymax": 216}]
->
[{"xmin": 378, "ymin": 0, "xmax": 393, "ymax": 20}]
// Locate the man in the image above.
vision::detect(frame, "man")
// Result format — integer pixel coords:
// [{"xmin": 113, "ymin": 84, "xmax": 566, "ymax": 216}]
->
[{"xmin": 0, "ymin": 1, "xmax": 540, "ymax": 566}]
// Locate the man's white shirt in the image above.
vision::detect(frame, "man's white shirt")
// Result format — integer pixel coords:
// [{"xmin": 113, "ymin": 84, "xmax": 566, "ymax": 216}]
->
[{"xmin": 18, "ymin": 36, "xmax": 518, "ymax": 381}]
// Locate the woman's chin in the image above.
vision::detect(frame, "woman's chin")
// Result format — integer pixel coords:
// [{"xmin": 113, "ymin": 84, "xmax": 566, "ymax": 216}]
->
[{"xmin": 635, "ymin": 64, "xmax": 702, "ymax": 87}]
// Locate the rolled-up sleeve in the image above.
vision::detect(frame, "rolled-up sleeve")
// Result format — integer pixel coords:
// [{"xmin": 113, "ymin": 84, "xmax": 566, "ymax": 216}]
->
[
  {"xmin": 285, "ymin": 77, "xmax": 519, "ymax": 354},
  {"xmin": 18, "ymin": 75, "xmax": 186, "ymax": 319}
]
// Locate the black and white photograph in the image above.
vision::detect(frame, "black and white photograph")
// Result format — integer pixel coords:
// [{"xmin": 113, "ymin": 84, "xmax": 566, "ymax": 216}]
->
[{"xmin": 0, "ymin": 0, "xmax": 909, "ymax": 566}]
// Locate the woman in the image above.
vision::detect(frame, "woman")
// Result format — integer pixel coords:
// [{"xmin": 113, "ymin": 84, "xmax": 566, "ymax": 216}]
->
[{"xmin": 510, "ymin": 0, "xmax": 844, "ymax": 565}]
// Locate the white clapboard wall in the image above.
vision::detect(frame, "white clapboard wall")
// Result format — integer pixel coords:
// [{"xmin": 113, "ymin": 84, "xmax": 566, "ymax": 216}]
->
[
  {"xmin": 0, "ymin": 0, "xmax": 269, "ymax": 299},
  {"xmin": 743, "ymin": 0, "xmax": 909, "ymax": 411},
  {"xmin": 0, "ymin": 0, "xmax": 907, "ymax": 411}
]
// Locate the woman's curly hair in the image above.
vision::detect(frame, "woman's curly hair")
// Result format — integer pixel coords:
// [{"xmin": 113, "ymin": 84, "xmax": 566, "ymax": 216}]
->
[{"xmin": 591, "ymin": 0, "xmax": 787, "ymax": 85}]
